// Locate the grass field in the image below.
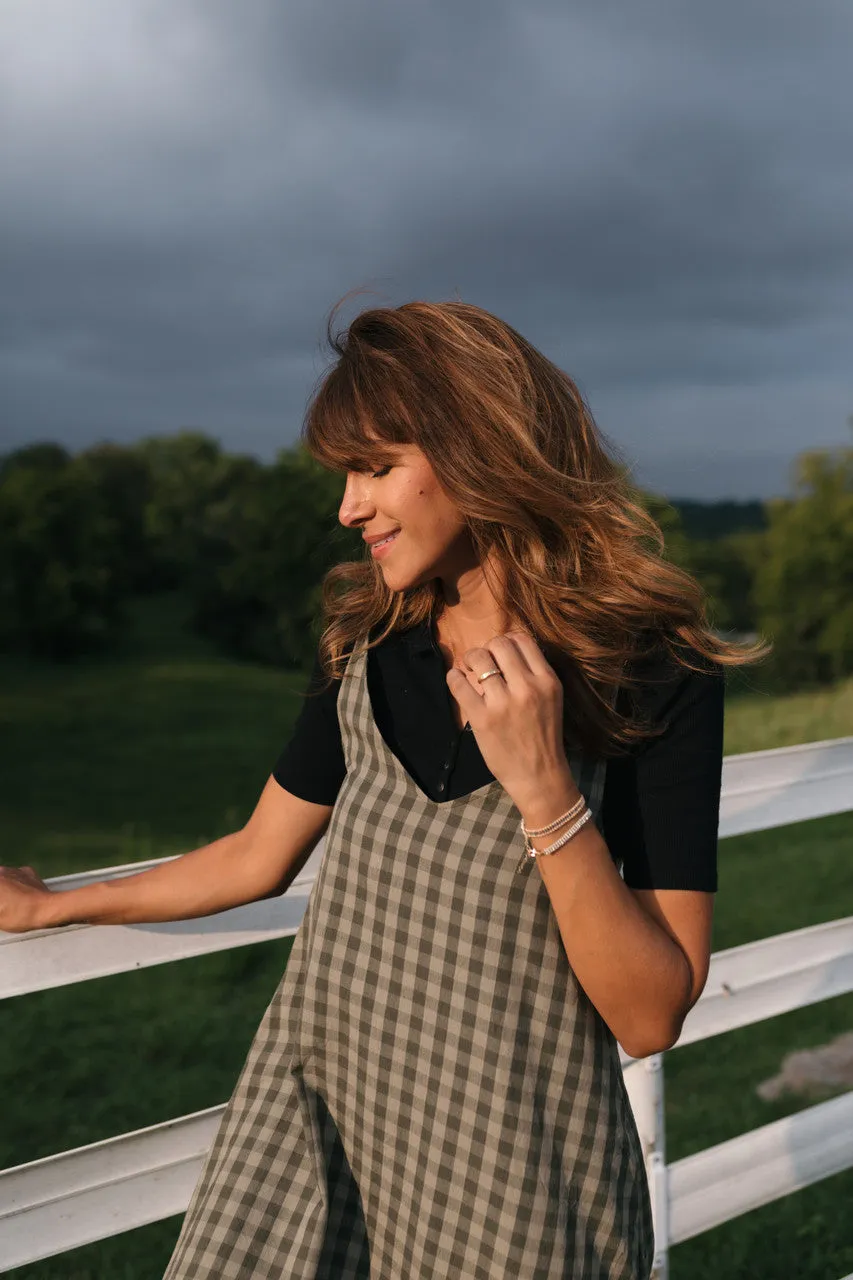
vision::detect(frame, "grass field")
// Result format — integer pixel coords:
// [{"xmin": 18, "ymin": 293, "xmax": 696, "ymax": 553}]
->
[{"xmin": 2, "ymin": 598, "xmax": 852, "ymax": 1279}]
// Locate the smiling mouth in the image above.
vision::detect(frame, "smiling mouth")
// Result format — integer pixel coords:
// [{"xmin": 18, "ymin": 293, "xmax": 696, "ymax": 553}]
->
[{"xmin": 372, "ymin": 530, "xmax": 400, "ymax": 549}]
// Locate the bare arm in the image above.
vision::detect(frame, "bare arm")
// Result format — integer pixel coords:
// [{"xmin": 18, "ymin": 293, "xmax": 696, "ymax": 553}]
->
[
  {"xmin": 519, "ymin": 763, "xmax": 713, "ymax": 1059},
  {"xmin": 0, "ymin": 777, "xmax": 334, "ymax": 931}
]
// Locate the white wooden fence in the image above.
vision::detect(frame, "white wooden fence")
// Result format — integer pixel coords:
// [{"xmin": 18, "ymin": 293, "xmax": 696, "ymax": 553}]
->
[{"xmin": 1, "ymin": 736, "xmax": 852, "ymax": 1277}]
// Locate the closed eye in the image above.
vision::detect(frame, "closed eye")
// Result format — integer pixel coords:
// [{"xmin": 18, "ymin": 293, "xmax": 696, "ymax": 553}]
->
[{"xmin": 370, "ymin": 465, "xmax": 392, "ymax": 479}]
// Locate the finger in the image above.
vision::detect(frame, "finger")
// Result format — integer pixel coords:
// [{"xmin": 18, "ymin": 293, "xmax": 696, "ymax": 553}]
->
[
  {"xmin": 506, "ymin": 630, "xmax": 556, "ymax": 679},
  {"xmin": 446, "ymin": 665, "xmax": 486, "ymax": 718},
  {"xmin": 463, "ymin": 637, "xmax": 529, "ymax": 689},
  {"xmin": 488, "ymin": 633, "xmax": 538, "ymax": 678},
  {"xmin": 461, "ymin": 644, "xmax": 500, "ymax": 678},
  {"xmin": 456, "ymin": 646, "xmax": 508, "ymax": 702}
]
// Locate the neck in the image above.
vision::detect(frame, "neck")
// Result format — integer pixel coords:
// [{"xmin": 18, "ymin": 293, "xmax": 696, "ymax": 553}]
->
[
  {"xmin": 435, "ymin": 550, "xmax": 514, "ymax": 639},
  {"xmin": 433, "ymin": 601, "xmax": 518, "ymax": 664}
]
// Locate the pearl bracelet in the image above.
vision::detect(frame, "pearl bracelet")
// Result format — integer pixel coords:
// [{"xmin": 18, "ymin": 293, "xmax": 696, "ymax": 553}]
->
[{"xmin": 515, "ymin": 806, "xmax": 593, "ymax": 873}]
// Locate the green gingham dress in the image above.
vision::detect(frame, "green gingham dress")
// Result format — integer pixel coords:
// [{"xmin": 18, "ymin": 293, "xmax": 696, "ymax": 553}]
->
[{"xmin": 163, "ymin": 643, "xmax": 654, "ymax": 1278}]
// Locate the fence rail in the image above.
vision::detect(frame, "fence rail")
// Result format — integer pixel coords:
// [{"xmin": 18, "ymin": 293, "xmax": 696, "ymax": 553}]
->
[
  {"xmin": 1, "ymin": 736, "xmax": 852, "ymax": 1275},
  {"xmin": 4, "ymin": 736, "xmax": 851, "ymax": 1004}
]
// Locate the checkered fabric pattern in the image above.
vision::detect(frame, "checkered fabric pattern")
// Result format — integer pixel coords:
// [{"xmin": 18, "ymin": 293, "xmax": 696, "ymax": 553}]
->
[{"xmin": 163, "ymin": 645, "xmax": 653, "ymax": 1278}]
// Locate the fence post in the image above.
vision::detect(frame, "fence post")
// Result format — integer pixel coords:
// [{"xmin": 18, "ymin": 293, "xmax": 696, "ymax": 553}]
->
[{"xmin": 622, "ymin": 1052, "xmax": 669, "ymax": 1279}]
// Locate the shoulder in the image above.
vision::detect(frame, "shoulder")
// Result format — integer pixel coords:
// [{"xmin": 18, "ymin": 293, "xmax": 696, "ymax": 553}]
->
[
  {"xmin": 604, "ymin": 637, "xmax": 724, "ymax": 892},
  {"xmin": 620, "ymin": 636, "xmax": 725, "ymax": 747}
]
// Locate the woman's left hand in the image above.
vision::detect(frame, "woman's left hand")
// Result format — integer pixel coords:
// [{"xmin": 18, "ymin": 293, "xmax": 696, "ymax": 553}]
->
[{"xmin": 446, "ymin": 630, "xmax": 576, "ymax": 810}]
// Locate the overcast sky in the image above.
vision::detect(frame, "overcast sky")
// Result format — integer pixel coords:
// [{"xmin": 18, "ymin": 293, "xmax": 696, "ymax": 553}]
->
[{"xmin": 2, "ymin": 1, "xmax": 851, "ymax": 499}]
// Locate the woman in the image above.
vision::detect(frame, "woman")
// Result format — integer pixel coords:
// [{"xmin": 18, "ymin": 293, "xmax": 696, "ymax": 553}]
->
[{"xmin": 0, "ymin": 300, "xmax": 767, "ymax": 1278}]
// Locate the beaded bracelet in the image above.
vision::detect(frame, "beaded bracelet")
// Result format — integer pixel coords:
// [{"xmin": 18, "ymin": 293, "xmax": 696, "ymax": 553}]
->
[
  {"xmin": 515, "ymin": 806, "xmax": 593, "ymax": 873},
  {"xmin": 520, "ymin": 795, "xmax": 586, "ymax": 839}
]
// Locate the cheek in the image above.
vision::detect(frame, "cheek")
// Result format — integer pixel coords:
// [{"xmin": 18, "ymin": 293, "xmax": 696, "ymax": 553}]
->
[
  {"xmin": 396, "ymin": 472, "xmax": 462, "ymax": 535},
  {"xmin": 399, "ymin": 478, "xmax": 434, "ymax": 509}
]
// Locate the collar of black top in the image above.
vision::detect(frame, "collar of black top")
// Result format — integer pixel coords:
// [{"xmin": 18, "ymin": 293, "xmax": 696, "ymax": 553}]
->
[
  {"xmin": 367, "ymin": 618, "xmax": 435, "ymax": 655},
  {"xmin": 401, "ymin": 618, "xmax": 435, "ymax": 656}
]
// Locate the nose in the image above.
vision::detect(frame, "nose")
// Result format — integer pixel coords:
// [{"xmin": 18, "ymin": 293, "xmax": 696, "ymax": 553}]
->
[{"xmin": 338, "ymin": 472, "xmax": 376, "ymax": 529}]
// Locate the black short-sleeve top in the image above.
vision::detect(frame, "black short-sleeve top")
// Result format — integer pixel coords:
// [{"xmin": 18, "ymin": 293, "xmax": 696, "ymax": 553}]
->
[{"xmin": 273, "ymin": 619, "xmax": 724, "ymax": 892}]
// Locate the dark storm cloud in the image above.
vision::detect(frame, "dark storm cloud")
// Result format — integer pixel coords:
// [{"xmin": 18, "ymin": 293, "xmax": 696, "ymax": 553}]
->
[{"xmin": 2, "ymin": 0, "xmax": 851, "ymax": 496}]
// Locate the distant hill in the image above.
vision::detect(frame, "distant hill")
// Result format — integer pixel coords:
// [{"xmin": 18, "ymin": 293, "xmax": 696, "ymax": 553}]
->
[{"xmin": 667, "ymin": 498, "xmax": 768, "ymax": 540}]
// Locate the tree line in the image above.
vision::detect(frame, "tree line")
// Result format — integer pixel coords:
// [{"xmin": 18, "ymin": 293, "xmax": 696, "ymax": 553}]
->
[{"xmin": 1, "ymin": 429, "xmax": 851, "ymax": 691}]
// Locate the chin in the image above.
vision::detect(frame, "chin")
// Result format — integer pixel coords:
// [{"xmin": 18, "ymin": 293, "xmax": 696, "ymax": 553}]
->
[{"xmin": 381, "ymin": 563, "xmax": 431, "ymax": 592}]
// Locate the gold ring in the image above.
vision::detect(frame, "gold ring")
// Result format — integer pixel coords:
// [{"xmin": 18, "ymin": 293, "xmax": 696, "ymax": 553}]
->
[{"xmin": 477, "ymin": 668, "xmax": 503, "ymax": 683}]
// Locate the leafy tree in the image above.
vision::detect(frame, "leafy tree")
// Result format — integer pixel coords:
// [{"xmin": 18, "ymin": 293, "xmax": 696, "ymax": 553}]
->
[
  {"xmin": 5, "ymin": 425, "xmax": 847, "ymax": 694},
  {"xmin": 190, "ymin": 445, "xmax": 361, "ymax": 668},
  {"xmin": 640, "ymin": 491, "xmax": 693, "ymax": 568},
  {"xmin": 752, "ymin": 434, "xmax": 853, "ymax": 687},
  {"xmin": 132, "ymin": 432, "xmax": 259, "ymax": 589},
  {"xmin": 636, "ymin": 490, "xmax": 763, "ymax": 635},
  {"xmin": 0, "ymin": 448, "xmax": 128, "ymax": 659},
  {"xmin": 0, "ymin": 441, "xmax": 71, "ymax": 478},
  {"xmin": 75, "ymin": 442, "xmax": 154, "ymax": 592},
  {"xmin": 683, "ymin": 531, "xmax": 763, "ymax": 633},
  {"xmin": 668, "ymin": 498, "xmax": 767, "ymax": 541}
]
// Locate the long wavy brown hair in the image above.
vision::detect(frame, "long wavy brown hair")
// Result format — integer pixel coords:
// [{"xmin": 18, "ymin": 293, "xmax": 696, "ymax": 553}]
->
[{"xmin": 301, "ymin": 298, "xmax": 770, "ymax": 756}]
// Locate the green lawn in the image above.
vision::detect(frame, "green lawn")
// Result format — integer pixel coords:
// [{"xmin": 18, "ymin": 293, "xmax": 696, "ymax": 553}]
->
[
  {"xmin": 725, "ymin": 667, "xmax": 853, "ymax": 754},
  {"xmin": 2, "ymin": 603, "xmax": 852, "ymax": 1279},
  {"xmin": 0, "ymin": 598, "xmax": 307, "ymax": 877}
]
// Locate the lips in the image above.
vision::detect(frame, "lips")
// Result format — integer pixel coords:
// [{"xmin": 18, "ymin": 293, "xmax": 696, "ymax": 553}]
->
[
  {"xmin": 370, "ymin": 529, "xmax": 400, "ymax": 553},
  {"xmin": 364, "ymin": 528, "xmax": 401, "ymax": 546}
]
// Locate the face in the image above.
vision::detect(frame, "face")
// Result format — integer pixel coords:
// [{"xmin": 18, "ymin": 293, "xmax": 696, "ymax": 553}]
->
[{"xmin": 338, "ymin": 443, "xmax": 477, "ymax": 592}]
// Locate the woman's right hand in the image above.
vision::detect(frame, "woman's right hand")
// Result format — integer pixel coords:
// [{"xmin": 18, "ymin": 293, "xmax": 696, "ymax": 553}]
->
[{"xmin": 0, "ymin": 865, "xmax": 53, "ymax": 933}]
